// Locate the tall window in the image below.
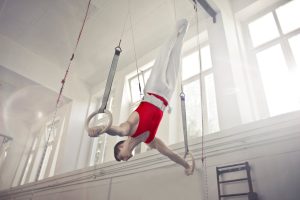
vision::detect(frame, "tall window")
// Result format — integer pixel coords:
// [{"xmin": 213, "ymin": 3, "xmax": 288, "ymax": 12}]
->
[
  {"xmin": 128, "ymin": 61, "xmax": 154, "ymax": 121},
  {"xmin": 246, "ymin": 0, "xmax": 300, "ymax": 116},
  {"xmin": 182, "ymin": 45, "xmax": 219, "ymax": 136},
  {"xmin": 37, "ymin": 120, "xmax": 60, "ymax": 180},
  {"xmin": 18, "ymin": 119, "xmax": 62, "ymax": 185},
  {"xmin": 20, "ymin": 137, "xmax": 38, "ymax": 185},
  {"xmin": 129, "ymin": 62, "xmax": 154, "ymax": 108},
  {"xmin": 92, "ymin": 93, "xmax": 114, "ymax": 165},
  {"xmin": 90, "ymin": 66, "xmax": 153, "ymax": 163}
]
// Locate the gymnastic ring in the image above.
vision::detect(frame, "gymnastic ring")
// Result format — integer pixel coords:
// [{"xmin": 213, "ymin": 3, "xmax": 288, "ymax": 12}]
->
[
  {"xmin": 85, "ymin": 109, "xmax": 113, "ymax": 137},
  {"xmin": 184, "ymin": 151, "xmax": 195, "ymax": 175}
]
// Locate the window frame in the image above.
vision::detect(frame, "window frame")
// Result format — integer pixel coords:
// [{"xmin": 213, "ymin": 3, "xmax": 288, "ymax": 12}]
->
[
  {"xmin": 19, "ymin": 118, "xmax": 62, "ymax": 184},
  {"xmin": 128, "ymin": 64, "xmax": 153, "ymax": 109},
  {"xmin": 242, "ymin": 0, "xmax": 300, "ymax": 117},
  {"xmin": 181, "ymin": 41, "xmax": 219, "ymax": 135},
  {"xmin": 90, "ymin": 91, "xmax": 115, "ymax": 166}
]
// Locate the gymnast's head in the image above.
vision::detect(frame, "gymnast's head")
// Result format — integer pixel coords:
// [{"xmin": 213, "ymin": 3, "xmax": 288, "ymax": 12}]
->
[{"xmin": 114, "ymin": 140, "xmax": 133, "ymax": 162}]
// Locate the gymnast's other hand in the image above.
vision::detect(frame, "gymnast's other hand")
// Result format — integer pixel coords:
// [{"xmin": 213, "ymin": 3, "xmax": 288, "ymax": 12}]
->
[
  {"xmin": 184, "ymin": 155, "xmax": 195, "ymax": 176},
  {"xmin": 185, "ymin": 164, "xmax": 194, "ymax": 176}
]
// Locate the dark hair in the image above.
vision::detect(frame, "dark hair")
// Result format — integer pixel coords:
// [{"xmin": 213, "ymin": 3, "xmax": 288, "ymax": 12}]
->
[{"xmin": 114, "ymin": 140, "xmax": 125, "ymax": 161}]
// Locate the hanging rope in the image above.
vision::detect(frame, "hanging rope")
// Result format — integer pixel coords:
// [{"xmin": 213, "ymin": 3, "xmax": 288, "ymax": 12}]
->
[
  {"xmin": 85, "ymin": 45, "xmax": 122, "ymax": 136},
  {"xmin": 35, "ymin": 0, "xmax": 93, "ymax": 181},
  {"xmin": 128, "ymin": 0, "xmax": 143, "ymax": 98},
  {"xmin": 170, "ymin": 0, "xmax": 195, "ymax": 174},
  {"xmin": 95, "ymin": 4, "xmax": 129, "ymax": 114},
  {"xmin": 194, "ymin": 0, "xmax": 206, "ymax": 164},
  {"xmin": 85, "ymin": 5, "xmax": 130, "ymax": 137},
  {"xmin": 193, "ymin": 1, "xmax": 209, "ymax": 199},
  {"xmin": 179, "ymin": 89, "xmax": 189, "ymax": 155},
  {"xmin": 172, "ymin": 0, "xmax": 177, "ymax": 23}
]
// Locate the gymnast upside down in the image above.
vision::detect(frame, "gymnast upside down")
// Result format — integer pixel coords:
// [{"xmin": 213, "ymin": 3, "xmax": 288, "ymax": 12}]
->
[{"xmin": 88, "ymin": 19, "xmax": 194, "ymax": 175}]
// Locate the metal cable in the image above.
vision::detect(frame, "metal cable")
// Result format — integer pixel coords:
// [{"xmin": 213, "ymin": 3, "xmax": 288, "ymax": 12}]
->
[
  {"xmin": 194, "ymin": 1, "xmax": 209, "ymax": 200},
  {"xmin": 35, "ymin": 0, "xmax": 93, "ymax": 181},
  {"xmin": 128, "ymin": 0, "xmax": 143, "ymax": 97}
]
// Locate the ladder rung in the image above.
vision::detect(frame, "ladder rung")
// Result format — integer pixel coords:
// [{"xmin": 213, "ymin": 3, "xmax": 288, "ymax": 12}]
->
[
  {"xmin": 216, "ymin": 162, "xmax": 247, "ymax": 169},
  {"xmin": 219, "ymin": 178, "xmax": 248, "ymax": 184},
  {"xmin": 220, "ymin": 193, "xmax": 249, "ymax": 198},
  {"xmin": 218, "ymin": 166, "xmax": 246, "ymax": 174}
]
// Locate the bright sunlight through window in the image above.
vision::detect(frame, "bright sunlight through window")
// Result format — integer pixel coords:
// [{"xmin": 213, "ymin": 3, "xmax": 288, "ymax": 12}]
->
[
  {"xmin": 276, "ymin": 0, "xmax": 300, "ymax": 34},
  {"xmin": 248, "ymin": 13, "xmax": 279, "ymax": 47},
  {"xmin": 256, "ymin": 45, "xmax": 300, "ymax": 116}
]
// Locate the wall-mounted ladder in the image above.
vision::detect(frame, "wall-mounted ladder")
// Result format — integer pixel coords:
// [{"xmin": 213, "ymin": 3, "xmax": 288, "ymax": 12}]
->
[{"xmin": 216, "ymin": 162, "xmax": 258, "ymax": 200}]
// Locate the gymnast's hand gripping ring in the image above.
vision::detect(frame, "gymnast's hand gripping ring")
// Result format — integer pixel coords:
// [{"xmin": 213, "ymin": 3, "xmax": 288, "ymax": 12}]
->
[
  {"xmin": 85, "ymin": 109, "xmax": 113, "ymax": 137},
  {"xmin": 184, "ymin": 151, "xmax": 195, "ymax": 175}
]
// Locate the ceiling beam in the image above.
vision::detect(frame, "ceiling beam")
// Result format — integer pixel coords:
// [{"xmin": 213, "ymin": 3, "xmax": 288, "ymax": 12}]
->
[{"xmin": 193, "ymin": 0, "xmax": 217, "ymax": 23}]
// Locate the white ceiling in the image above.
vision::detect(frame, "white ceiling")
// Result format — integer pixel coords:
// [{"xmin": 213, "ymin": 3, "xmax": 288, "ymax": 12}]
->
[
  {"xmin": 0, "ymin": 0, "xmax": 214, "ymax": 86},
  {"xmin": 0, "ymin": 0, "xmax": 218, "ymax": 137}
]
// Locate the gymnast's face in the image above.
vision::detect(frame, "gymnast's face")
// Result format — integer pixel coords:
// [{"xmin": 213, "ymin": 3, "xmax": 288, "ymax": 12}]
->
[{"xmin": 118, "ymin": 143, "xmax": 133, "ymax": 161}]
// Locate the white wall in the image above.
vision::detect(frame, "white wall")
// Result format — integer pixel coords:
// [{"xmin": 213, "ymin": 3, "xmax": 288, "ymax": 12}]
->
[
  {"xmin": 0, "ymin": 34, "xmax": 92, "ymax": 186},
  {"xmin": 0, "ymin": 0, "xmax": 295, "ymax": 192},
  {"xmin": 0, "ymin": 111, "xmax": 299, "ymax": 200}
]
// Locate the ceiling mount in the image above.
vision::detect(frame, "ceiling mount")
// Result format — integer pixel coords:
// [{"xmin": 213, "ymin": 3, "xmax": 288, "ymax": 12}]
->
[{"xmin": 192, "ymin": 0, "xmax": 217, "ymax": 23}]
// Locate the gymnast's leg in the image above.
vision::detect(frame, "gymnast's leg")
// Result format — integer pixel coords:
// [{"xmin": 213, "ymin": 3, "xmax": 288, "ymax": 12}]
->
[{"xmin": 144, "ymin": 19, "xmax": 189, "ymax": 102}]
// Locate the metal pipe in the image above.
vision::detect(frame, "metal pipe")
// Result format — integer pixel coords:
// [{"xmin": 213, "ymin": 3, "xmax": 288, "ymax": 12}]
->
[{"xmin": 192, "ymin": 0, "xmax": 217, "ymax": 23}]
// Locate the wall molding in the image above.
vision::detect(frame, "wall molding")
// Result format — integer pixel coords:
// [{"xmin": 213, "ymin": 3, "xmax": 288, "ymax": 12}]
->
[{"xmin": 1, "ymin": 111, "xmax": 300, "ymax": 199}]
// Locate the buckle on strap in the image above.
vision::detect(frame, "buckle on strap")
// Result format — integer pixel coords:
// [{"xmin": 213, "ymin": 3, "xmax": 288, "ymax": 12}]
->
[{"xmin": 142, "ymin": 94, "xmax": 166, "ymax": 111}]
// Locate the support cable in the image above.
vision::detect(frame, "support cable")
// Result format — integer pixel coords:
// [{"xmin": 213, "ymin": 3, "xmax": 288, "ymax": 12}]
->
[
  {"xmin": 194, "ymin": 2, "xmax": 209, "ymax": 200},
  {"xmin": 170, "ymin": 0, "xmax": 195, "ymax": 173},
  {"xmin": 128, "ymin": 0, "xmax": 143, "ymax": 98},
  {"xmin": 85, "ymin": 4, "xmax": 130, "ymax": 136},
  {"xmin": 35, "ymin": 0, "xmax": 93, "ymax": 181}
]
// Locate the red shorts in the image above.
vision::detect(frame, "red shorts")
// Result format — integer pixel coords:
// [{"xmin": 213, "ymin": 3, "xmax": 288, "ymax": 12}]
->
[{"xmin": 131, "ymin": 94, "xmax": 168, "ymax": 144}]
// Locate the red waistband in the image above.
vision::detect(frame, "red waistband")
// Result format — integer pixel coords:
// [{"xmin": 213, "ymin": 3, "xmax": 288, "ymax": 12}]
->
[{"xmin": 147, "ymin": 93, "xmax": 168, "ymax": 106}]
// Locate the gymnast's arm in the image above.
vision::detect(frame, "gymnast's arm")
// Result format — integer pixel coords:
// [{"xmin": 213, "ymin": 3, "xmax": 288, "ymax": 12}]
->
[
  {"xmin": 88, "ymin": 111, "xmax": 139, "ymax": 137},
  {"xmin": 148, "ymin": 137, "xmax": 193, "ymax": 175}
]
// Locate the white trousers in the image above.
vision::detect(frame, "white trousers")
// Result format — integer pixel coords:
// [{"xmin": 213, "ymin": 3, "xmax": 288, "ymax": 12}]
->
[{"xmin": 144, "ymin": 19, "xmax": 189, "ymax": 102}]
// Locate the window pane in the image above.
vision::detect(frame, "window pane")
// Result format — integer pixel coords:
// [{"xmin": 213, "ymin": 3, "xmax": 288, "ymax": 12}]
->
[
  {"xmin": 183, "ymin": 80, "xmax": 202, "ymax": 136},
  {"xmin": 130, "ymin": 69, "xmax": 152, "ymax": 103},
  {"xmin": 130, "ymin": 76, "xmax": 142, "ymax": 102},
  {"xmin": 94, "ymin": 135, "xmax": 107, "ymax": 165},
  {"xmin": 248, "ymin": 13, "xmax": 279, "ymax": 47},
  {"xmin": 289, "ymin": 34, "xmax": 300, "ymax": 67},
  {"xmin": 38, "ymin": 145, "xmax": 52, "ymax": 180},
  {"xmin": 182, "ymin": 51, "xmax": 200, "ymax": 80},
  {"xmin": 204, "ymin": 74, "xmax": 219, "ymax": 133},
  {"xmin": 201, "ymin": 45, "xmax": 213, "ymax": 71},
  {"xmin": 32, "ymin": 138, "xmax": 38, "ymax": 151},
  {"xmin": 276, "ymin": 0, "xmax": 300, "ymax": 34},
  {"xmin": 288, "ymin": 34, "xmax": 300, "ymax": 106},
  {"xmin": 141, "ymin": 69, "xmax": 152, "ymax": 88},
  {"xmin": 256, "ymin": 44, "xmax": 300, "ymax": 116},
  {"xmin": 21, "ymin": 155, "xmax": 32, "ymax": 185}
]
